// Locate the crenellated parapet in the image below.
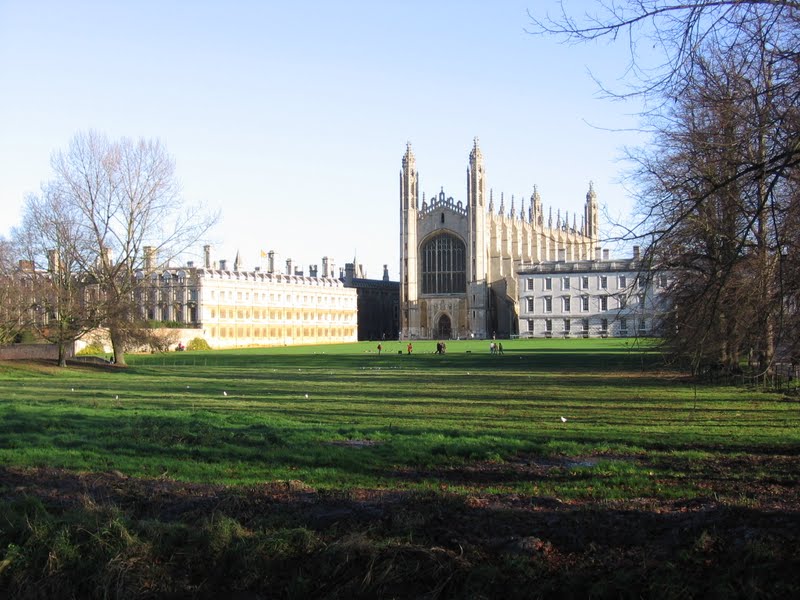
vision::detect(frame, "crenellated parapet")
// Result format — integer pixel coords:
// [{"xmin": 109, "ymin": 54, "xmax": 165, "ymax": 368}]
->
[
  {"xmin": 418, "ymin": 187, "xmax": 468, "ymax": 218},
  {"xmin": 196, "ymin": 268, "xmax": 344, "ymax": 287}
]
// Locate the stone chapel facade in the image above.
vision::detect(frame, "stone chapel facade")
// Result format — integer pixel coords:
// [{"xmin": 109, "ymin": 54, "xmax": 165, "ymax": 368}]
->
[{"xmin": 399, "ymin": 139, "xmax": 601, "ymax": 340}]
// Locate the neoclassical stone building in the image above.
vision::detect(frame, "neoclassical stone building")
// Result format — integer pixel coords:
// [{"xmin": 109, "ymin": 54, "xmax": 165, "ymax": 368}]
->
[
  {"xmin": 400, "ymin": 140, "xmax": 600, "ymax": 339},
  {"xmin": 517, "ymin": 248, "xmax": 669, "ymax": 338},
  {"xmin": 133, "ymin": 246, "xmax": 358, "ymax": 349}
]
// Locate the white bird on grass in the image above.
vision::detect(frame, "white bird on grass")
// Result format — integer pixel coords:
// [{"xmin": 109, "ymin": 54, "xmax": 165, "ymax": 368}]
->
[
  {"xmin": 304, "ymin": 393, "xmax": 309, "ymax": 399},
  {"xmin": 223, "ymin": 391, "xmax": 228, "ymax": 397},
  {"xmin": 560, "ymin": 416, "xmax": 567, "ymax": 423}
]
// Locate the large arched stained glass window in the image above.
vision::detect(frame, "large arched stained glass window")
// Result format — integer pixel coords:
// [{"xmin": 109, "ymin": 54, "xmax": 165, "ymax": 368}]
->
[{"xmin": 421, "ymin": 233, "xmax": 466, "ymax": 294}]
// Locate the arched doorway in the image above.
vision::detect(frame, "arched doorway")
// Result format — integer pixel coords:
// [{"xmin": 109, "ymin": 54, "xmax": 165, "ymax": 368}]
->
[{"xmin": 437, "ymin": 314, "xmax": 452, "ymax": 339}]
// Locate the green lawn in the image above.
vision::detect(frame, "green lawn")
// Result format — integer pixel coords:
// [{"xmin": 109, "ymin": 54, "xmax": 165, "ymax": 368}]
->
[
  {"xmin": 2, "ymin": 338, "xmax": 797, "ymax": 499},
  {"xmin": 2, "ymin": 339, "xmax": 799, "ymax": 598}
]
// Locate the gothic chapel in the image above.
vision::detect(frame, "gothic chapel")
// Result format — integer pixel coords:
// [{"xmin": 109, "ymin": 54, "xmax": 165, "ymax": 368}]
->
[{"xmin": 400, "ymin": 139, "xmax": 601, "ymax": 339}]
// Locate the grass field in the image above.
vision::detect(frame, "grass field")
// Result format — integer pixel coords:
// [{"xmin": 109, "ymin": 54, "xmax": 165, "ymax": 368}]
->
[{"xmin": 2, "ymin": 339, "xmax": 799, "ymax": 598}]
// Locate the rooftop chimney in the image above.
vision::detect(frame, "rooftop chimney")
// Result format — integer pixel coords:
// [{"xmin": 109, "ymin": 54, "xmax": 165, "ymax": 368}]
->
[
  {"xmin": 100, "ymin": 246, "xmax": 113, "ymax": 267},
  {"xmin": 47, "ymin": 249, "xmax": 60, "ymax": 274},
  {"xmin": 344, "ymin": 263, "xmax": 355, "ymax": 285},
  {"xmin": 143, "ymin": 246, "xmax": 157, "ymax": 271}
]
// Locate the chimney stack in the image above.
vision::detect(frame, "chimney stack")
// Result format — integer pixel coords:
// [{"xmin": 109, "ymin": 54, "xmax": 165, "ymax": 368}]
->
[
  {"xmin": 143, "ymin": 246, "xmax": 157, "ymax": 271},
  {"xmin": 47, "ymin": 249, "xmax": 60, "ymax": 273},
  {"xmin": 344, "ymin": 263, "xmax": 355, "ymax": 284}
]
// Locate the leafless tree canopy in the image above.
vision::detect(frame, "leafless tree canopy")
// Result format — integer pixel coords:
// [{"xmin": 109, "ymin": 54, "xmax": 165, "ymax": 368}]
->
[
  {"xmin": 530, "ymin": 2, "xmax": 799, "ymax": 87},
  {"xmin": 13, "ymin": 184, "xmax": 102, "ymax": 365},
  {"xmin": 0, "ymin": 237, "xmax": 30, "ymax": 345},
  {"xmin": 8, "ymin": 131, "xmax": 217, "ymax": 366},
  {"xmin": 529, "ymin": 1, "xmax": 800, "ymax": 372}
]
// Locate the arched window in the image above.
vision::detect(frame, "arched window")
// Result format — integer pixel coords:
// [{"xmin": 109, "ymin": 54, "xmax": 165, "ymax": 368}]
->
[{"xmin": 421, "ymin": 233, "xmax": 466, "ymax": 294}]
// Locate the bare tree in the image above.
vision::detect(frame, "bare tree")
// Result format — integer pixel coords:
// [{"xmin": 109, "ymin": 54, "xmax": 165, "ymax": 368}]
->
[
  {"xmin": 49, "ymin": 131, "xmax": 217, "ymax": 365},
  {"xmin": 530, "ymin": 1, "xmax": 800, "ymax": 373},
  {"xmin": 0, "ymin": 237, "xmax": 31, "ymax": 344},
  {"xmin": 14, "ymin": 185, "xmax": 102, "ymax": 366}
]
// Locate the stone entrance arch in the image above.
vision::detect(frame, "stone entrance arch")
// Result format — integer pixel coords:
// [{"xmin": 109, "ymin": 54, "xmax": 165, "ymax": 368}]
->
[{"xmin": 436, "ymin": 314, "xmax": 452, "ymax": 339}]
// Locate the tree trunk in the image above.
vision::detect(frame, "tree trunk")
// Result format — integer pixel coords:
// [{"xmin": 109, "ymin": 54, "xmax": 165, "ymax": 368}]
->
[
  {"xmin": 110, "ymin": 327, "xmax": 127, "ymax": 366},
  {"xmin": 57, "ymin": 340, "xmax": 67, "ymax": 368}
]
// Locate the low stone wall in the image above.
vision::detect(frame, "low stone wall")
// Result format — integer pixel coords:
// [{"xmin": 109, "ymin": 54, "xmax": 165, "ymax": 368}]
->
[
  {"xmin": 75, "ymin": 328, "xmax": 204, "ymax": 354},
  {"xmin": 0, "ymin": 343, "xmax": 74, "ymax": 361}
]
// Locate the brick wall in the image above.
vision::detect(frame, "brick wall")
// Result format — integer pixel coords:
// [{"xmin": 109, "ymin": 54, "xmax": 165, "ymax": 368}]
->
[{"xmin": 0, "ymin": 343, "xmax": 74, "ymax": 361}]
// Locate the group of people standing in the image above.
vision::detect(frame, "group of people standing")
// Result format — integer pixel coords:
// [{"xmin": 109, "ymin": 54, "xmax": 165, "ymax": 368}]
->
[{"xmin": 375, "ymin": 340, "xmax": 505, "ymax": 355}]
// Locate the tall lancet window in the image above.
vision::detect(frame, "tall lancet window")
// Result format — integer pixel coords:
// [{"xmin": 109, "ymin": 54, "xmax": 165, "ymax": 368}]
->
[{"xmin": 421, "ymin": 233, "xmax": 466, "ymax": 294}]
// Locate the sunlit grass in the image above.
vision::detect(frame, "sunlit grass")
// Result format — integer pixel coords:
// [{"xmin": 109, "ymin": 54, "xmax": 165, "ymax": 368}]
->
[{"xmin": 1, "ymin": 339, "xmax": 798, "ymax": 498}]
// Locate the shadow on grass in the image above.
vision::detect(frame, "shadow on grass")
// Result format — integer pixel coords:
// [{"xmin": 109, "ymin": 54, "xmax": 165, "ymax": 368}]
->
[
  {"xmin": 126, "ymin": 341, "xmax": 664, "ymax": 373},
  {"xmin": 2, "ymin": 401, "xmax": 799, "ymax": 492},
  {"xmin": 1, "ymin": 463, "xmax": 799, "ymax": 599}
]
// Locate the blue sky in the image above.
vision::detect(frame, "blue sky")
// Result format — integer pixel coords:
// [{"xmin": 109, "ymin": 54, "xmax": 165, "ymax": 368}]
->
[{"xmin": 0, "ymin": 1, "xmax": 645, "ymax": 279}]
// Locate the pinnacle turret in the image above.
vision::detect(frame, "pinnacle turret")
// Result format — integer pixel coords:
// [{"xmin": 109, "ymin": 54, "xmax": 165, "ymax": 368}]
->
[
  {"xmin": 470, "ymin": 136, "xmax": 482, "ymax": 161},
  {"xmin": 584, "ymin": 180, "xmax": 599, "ymax": 240}
]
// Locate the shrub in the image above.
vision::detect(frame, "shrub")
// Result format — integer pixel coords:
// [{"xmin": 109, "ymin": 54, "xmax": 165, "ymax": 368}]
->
[
  {"xmin": 146, "ymin": 320, "xmax": 184, "ymax": 329},
  {"xmin": 76, "ymin": 342, "xmax": 106, "ymax": 356},
  {"xmin": 12, "ymin": 330, "xmax": 39, "ymax": 343},
  {"xmin": 187, "ymin": 337, "xmax": 211, "ymax": 351}
]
